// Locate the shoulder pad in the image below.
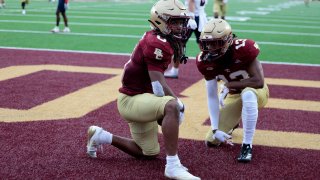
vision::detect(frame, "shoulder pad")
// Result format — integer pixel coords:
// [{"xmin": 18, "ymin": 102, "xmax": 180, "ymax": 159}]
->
[{"xmin": 232, "ymin": 39, "xmax": 260, "ymax": 61}]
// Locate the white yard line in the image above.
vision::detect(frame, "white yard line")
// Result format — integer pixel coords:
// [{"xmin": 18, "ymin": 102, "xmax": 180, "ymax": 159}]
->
[
  {"xmin": 0, "ymin": 13, "xmax": 147, "ymax": 21},
  {"xmin": 229, "ymin": 22, "xmax": 320, "ymax": 30},
  {"xmin": 0, "ymin": 29, "xmax": 142, "ymax": 38},
  {"xmin": 1, "ymin": 20, "xmax": 320, "ymax": 37},
  {"xmin": 0, "ymin": 20, "xmax": 150, "ymax": 28},
  {"xmin": 2, "ymin": 12, "xmax": 320, "ymax": 25},
  {"xmin": 0, "ymin": 29, "xmax": 319, "ymax": 48}
]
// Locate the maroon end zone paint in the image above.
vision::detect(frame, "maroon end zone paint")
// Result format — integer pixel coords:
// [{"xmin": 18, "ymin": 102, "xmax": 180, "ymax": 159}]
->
[
  {"xmin": 0, "ymin": 71, "xmax": 111, "ymax": 109},
  {"xmin": 0, "ymin": 48, "xmax": 319, "ymax": 179}
]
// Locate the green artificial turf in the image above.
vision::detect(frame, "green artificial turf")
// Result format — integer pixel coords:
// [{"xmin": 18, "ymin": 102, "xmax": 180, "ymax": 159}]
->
[{"xmin": 0, "ymin": 0, "xmax": 319, "ymax": 64}]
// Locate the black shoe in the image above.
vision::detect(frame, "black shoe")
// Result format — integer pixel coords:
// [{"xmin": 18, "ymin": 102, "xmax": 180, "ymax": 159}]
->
[
  {"xmin": 237, "ymin": 144, "xmax": 252, "ymax": 162},
  {"xmin": 205, "ymin": 141, "xmax": 221, "ymax": 148}
]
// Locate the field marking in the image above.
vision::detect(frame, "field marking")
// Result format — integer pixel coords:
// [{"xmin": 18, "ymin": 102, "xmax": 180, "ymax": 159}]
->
[
  {"xmin": 230, "ymin": 22, "xmax": 320, "ymax": 30},
  {"xmin": 0, "ymin": 65, "xmax": 122, "ymax": 122},
  {"xmin": 1, "ymin": 12, "xmax": 320, "ymax": 25},
  {"xmin": 266, "ymin": 78, "xmax": 320, "ymax": 88},
  {"xmin": 173, "ymin": 78, "xmax": 320, "ymax": 150},
  {"xmin": 0, "ymin": 64, "xmax": 319, "ymax": 150},
  {"xmin": 0, "ymin": 13, "xmax": 147, "ymax": 21},
  {"xmin": 4, "ymin": 9, "xmax": 149, "ymax": 17},
  {"xmin": 266, "ymin": 98, "xmax": 320, "ymax": 112},
  {"xmin": 0, "ymin": 20, "xmax": 151, "ymax": 28},
  {"xmin": 1, "ymin": 20, "xmax": 320, "ymax": 37},
  {"xmin": 236, "ymin": 1, "xmax": 303, "ymax": 17},
  {"xmin": 1, "ymin": 29, "xmax": 320, "ymax": 48},
  {"xmin": 251, "ymin": 15, "xmax": 320, "ymax": 21},
  {"xmin": 245, "ymin": 18, "xmax": 320, "ymax": 25},
  {"xmin": 1, "ymin": 46, "xmax": 320, "ymax": 67},
  {"xmin": 237, "ymin": 11, "xmax": 270, "ymax": 15}
]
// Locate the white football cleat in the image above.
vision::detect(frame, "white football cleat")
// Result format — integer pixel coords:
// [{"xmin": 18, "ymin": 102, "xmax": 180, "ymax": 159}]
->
[
  {"xmin": 164, "ymin": 69, "xmax": 178, "ymax": 79},
  {"xmin": 165, "ymin": 164, "xmax": 200, "ymax": 180},
  {"xmin": 63, "ymin": 27, "xmax": 70, "ymax": 33},
  {"xmin": 86, "ymin": 126, "xmax": 103, "ymax": 158},
  {"xmin": 51, "ymin": 26, "xmax": 60, "ymax": 33}
]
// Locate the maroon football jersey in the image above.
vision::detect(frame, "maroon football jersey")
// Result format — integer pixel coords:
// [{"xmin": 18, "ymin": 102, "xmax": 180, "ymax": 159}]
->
[
  {"xmin": 119, "ymin": 30, "xmax": 174, "ymax": 96},
  {"xmin": 196, "ymin": 39, "xmax": 260, "ymax": 82}
]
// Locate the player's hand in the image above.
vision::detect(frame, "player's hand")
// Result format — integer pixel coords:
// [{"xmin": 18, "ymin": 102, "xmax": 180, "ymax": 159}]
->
[
  {"xmin": 180, "ymin": 55, "xmax": 188, "ymax": 64},
  {"xmin": 219, "ymin": 84, "xmax": 229, "ymax": 107},
  {"xmin": 223, "ymin": 0, "xmax": 228, "ymax": 4},
  {"xmin": 173, "ymin": 41, "xmax": 188, "ymax": 64},
  {"xmin": 187, "ymin": 19, "xmax": 197, "ymax": 30},
  {"xmin": 214, "ymin": 130, "xmax": 233, "ymax": 146}
]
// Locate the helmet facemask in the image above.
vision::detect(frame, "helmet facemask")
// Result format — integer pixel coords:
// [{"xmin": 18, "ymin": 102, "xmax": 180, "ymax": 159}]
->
[
  {"xmin": 200, "ymin": 32, "xmax": 233, "ymax": 61},
  {"xmin": 149, "ymin": 0, "xmax": 190, "ymax": 41},
  {"xmin": 199, "ymin": 18, "xmax": 233, "ymax": 62},
  {"xmin": 165, "ymin": 15, "xmax": 190, "ymax": 40}
]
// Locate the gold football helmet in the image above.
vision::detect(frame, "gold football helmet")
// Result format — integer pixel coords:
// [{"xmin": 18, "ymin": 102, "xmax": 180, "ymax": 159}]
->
[
  {"xmin": 149, "ymin": 0, "xmax": 190, "ymax": 39},
  {"xmin": 199, "ymin": 19, "xmax": 233, "ymax": 61}
]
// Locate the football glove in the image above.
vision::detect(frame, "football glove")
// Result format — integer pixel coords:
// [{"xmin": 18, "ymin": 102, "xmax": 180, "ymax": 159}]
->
[
  {"xmin": 180, "ymin": 54, "xmax": 188, "ymax": 64},
  {"xmin": 173, "ymin": 41, "xmax": 188, "ymax": 64},
  {"xmin": 64, "ymin": 3, "xmax": 69, "ymax": 10},
  {"xmin": 187, "ymin": 19, "xmax": 197, "ymax": 30},
  {"xmin": 177, "ymin": 98, "xmax": 185, "ymax": 125},
  {"xmin": 223, "ymin": 0, "xmax": 228, "ymax": 3},
  {"xmin": 179, "ymin": 112, "xmax": 184, "ymax": 125},
  {"xmin": 219, "ymin": 84, "xmax": 229, "ymax": 107},
  {"xmin": 214, "ymin": 130, "xmax": 233, "ymax": 146}
]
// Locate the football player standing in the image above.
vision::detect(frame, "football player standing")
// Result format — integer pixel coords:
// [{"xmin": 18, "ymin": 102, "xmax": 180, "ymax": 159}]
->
[
  {"xmin": 21, "ymin": 0, "xmax": 29, "ymax": 15},
  {"xmin": 304, "ymin": 0, "xmax": 311, "ymax": 7},
  {"xmin": 164, "ymin": 0, "xmax": 208, "ymax": 78},
  {"xmin": 0, "ymin": 0, "xmax": 5, "ymax": 8},
  {"xmin": 213, "ymin": 0, "xmax": 228, "ymax": 20},
  {"xmin": 51, "ymin": 0, "xmax": 70, "ymax": 33},
  {"xmin": 196, "ymin": 19, "xmax": 269, "ymax": 162},
  {"xmin": 86, "ymin": 0, "xmax": 200, "ymax": 179}
]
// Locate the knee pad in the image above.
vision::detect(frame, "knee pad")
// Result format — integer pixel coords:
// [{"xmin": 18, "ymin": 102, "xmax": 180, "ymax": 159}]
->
[{"xmin": 241, "ymin": 90, "xmax": 257, "ymax": 104}]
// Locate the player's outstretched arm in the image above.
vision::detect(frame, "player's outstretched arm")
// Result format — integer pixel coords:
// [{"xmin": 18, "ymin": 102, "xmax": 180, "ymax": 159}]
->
[{"xmin": 205, "ymin": 78, "xmax": 219, "ymax": 130}]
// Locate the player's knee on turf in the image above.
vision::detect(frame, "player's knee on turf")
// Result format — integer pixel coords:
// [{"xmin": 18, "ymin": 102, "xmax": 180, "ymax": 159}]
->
[
  {"xmin": 142, "ymin": 145, "xmax": 160, "ymax": 156},
  {"xmin": 130, "ymin": 121, "xmax": 160, "ymax": 156}
]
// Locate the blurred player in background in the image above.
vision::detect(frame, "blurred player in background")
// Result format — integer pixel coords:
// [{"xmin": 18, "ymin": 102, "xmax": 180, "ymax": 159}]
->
[
  {"xmin": 213, "ymin": 0, "xmax": 227, "ymax": 19},
  {"xmin": 86, "ymin": 0, "xmax": 200, "ymax": 179},
  {"xmin": 165, "ymin": 0, "xmax": 207, "ymax": 79},
  {"xmin": 21, "ymin": 0, "xmax": 29, "ymax": 15},
  {"xmin": 304, "ymin": 0, "xmax": 311, "ymax": 7},
  {"xmin": 196, "ymin": 19, "xmax": 269, "ymax": 162},
  {"xmin": 51, "ymin": 0, "xmax": 70, "ymax": 33},
  {"xmin": 0, "ymin": 0, "xmax": 5, "ymax": 8}
]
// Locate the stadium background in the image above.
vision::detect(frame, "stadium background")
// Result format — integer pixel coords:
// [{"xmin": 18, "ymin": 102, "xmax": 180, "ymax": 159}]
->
[{"xmin": 0, "ymin": 0, "xmax": 319, "ymax": 179}]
